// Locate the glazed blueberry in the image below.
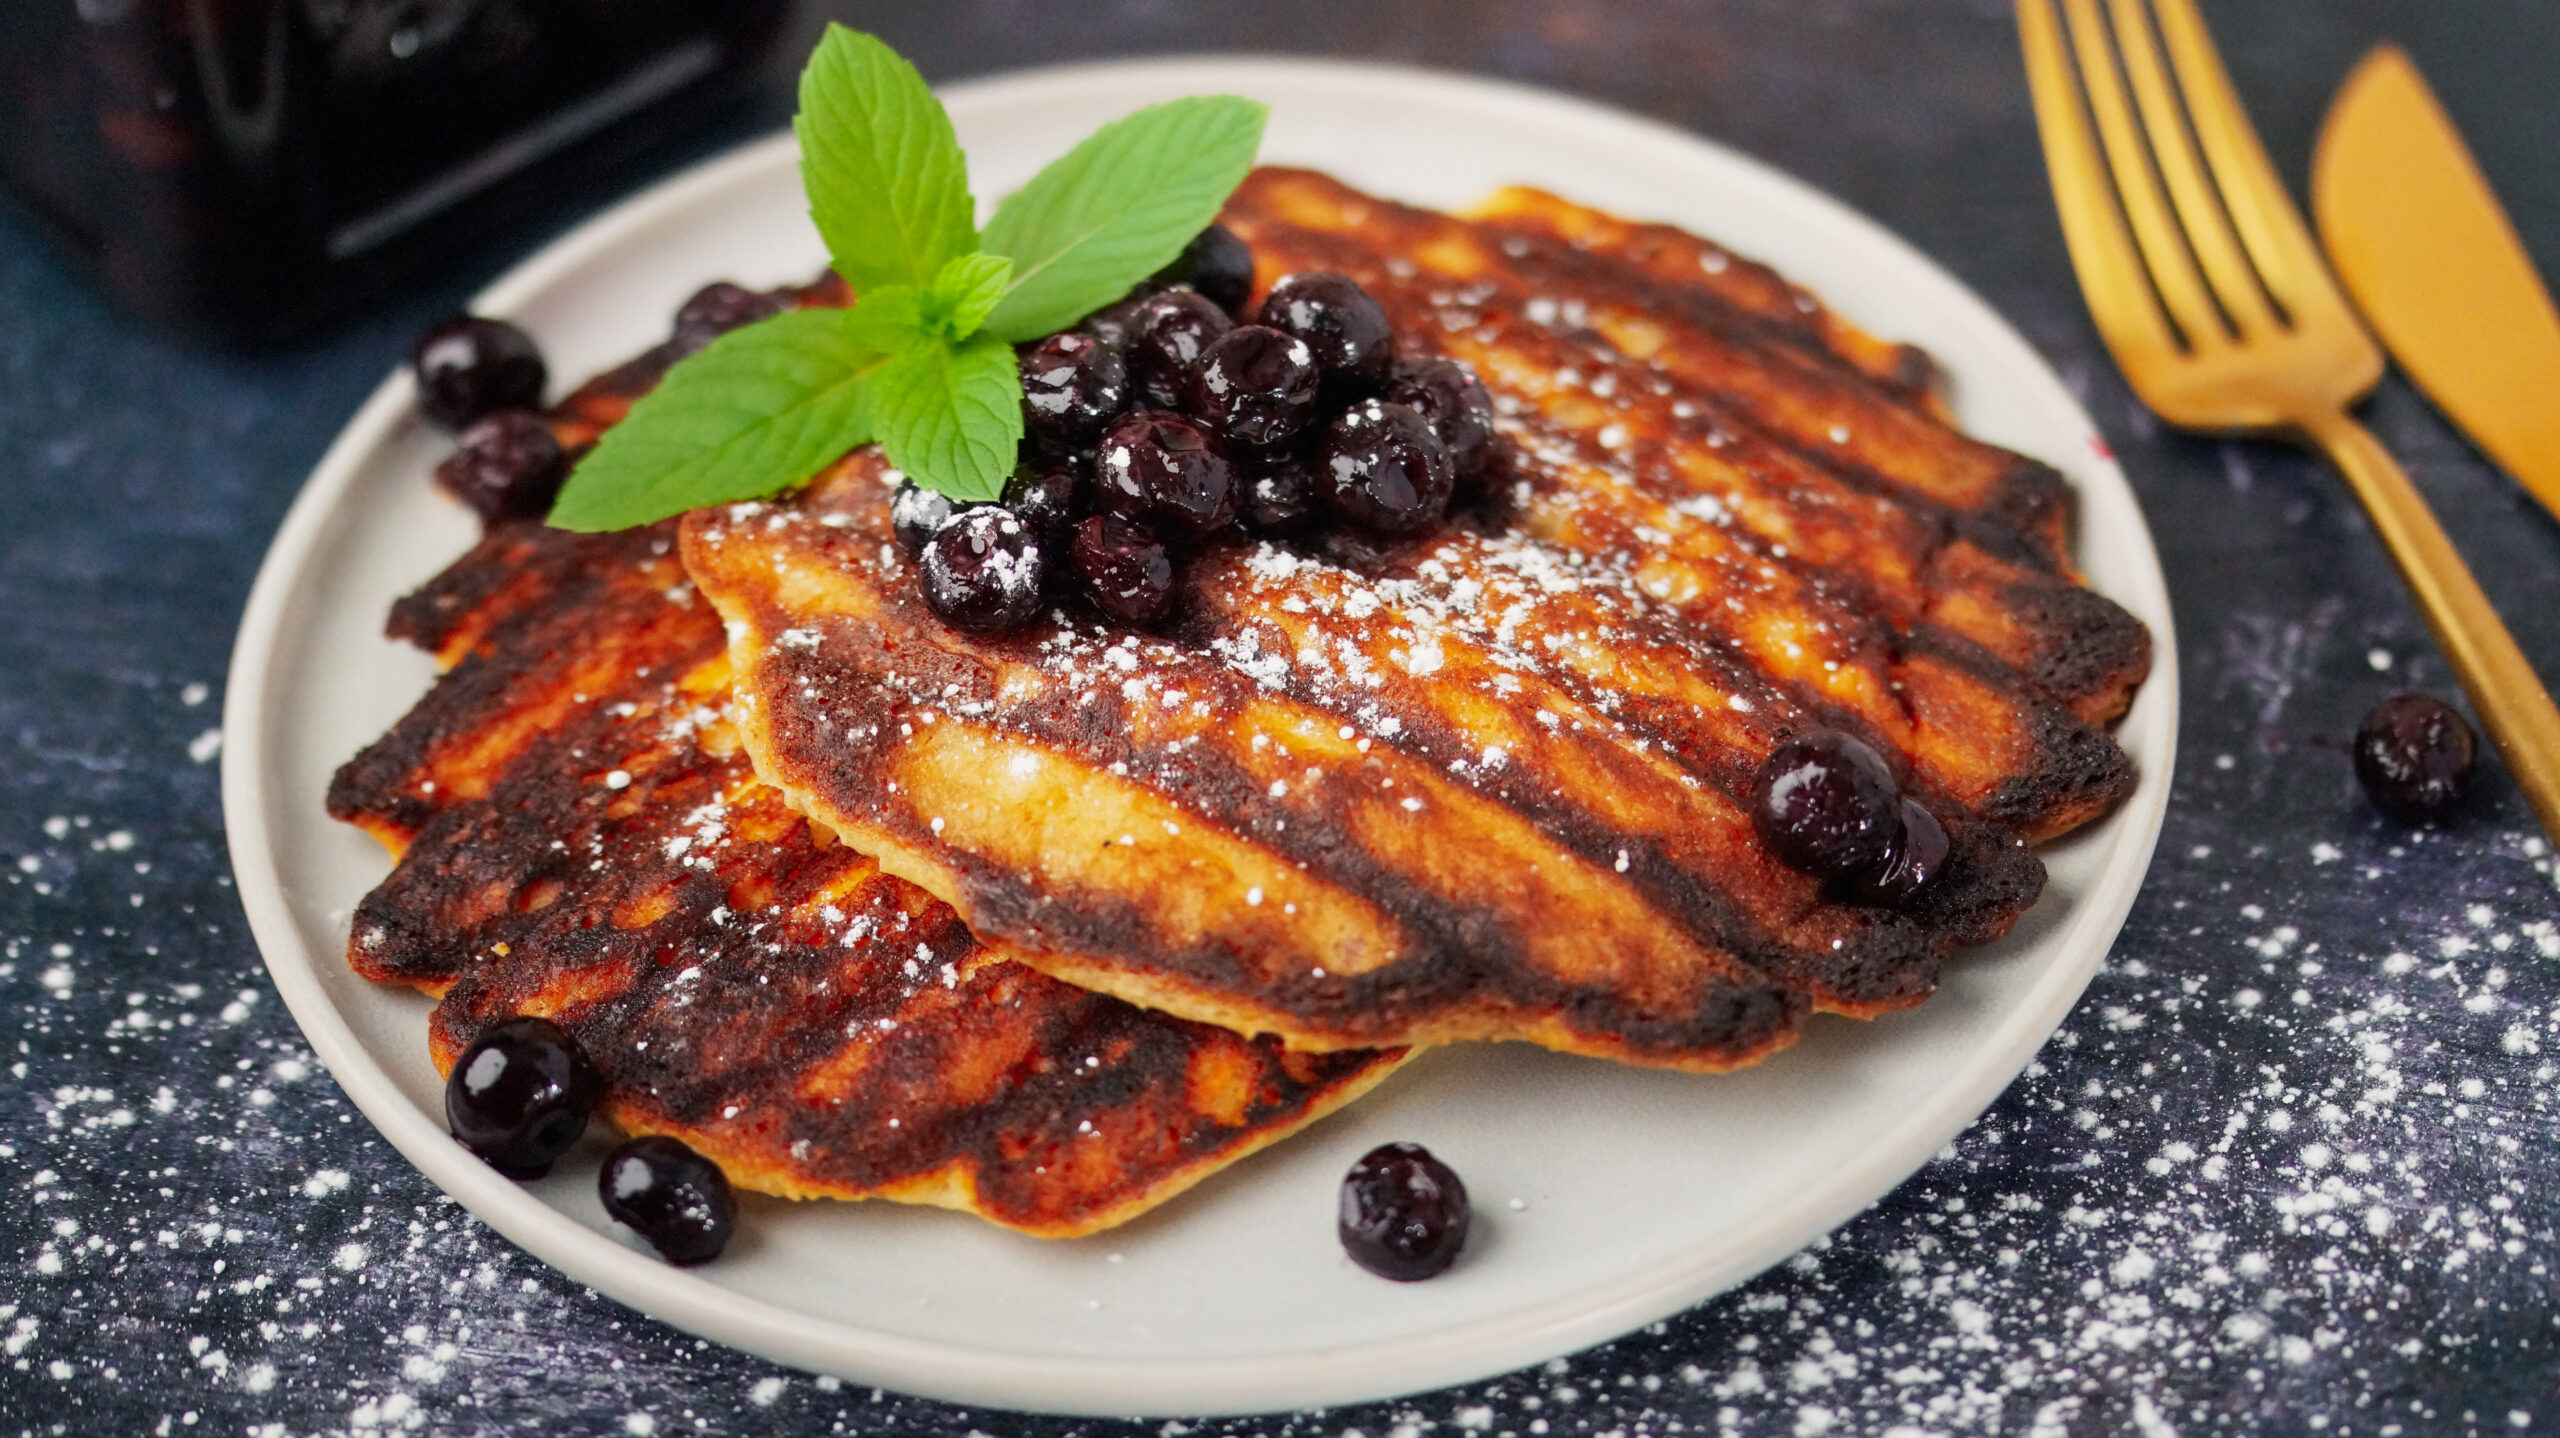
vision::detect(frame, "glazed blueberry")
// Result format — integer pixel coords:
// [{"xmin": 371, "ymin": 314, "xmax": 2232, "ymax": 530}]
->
[
  {"xmin": 1093, "ymin": 410, "xmax": 1235, "ymax": 539},
  {"xmin": 1019, "ymin": 332, "xmax": 1131, "ymax": 450},
  {"xmin": 1128, "ymin": 290, "xmax": 1235, "ymax": 409},
  {"xmin": 434, "ymin": 410, "xmax": 565, "ymax": 523},
  {"xmin": 919, "ymin": 507, "xmax": 1047, "ymax": 633},
  {"xmin": 1080, "ymin": 291, "xmax": 1156, "ymax": 352},
  {"xmin": 2354, "ymin": 693, "xmax": 2477, "ymax": 824},
  {"xmin": 1842, "ymin": 798, "xmax": 1950, "ymax": 906},
  {"xmin": 1070, "ymin": 513, "xmax": 1177, "ymax": 626},
  {"xmin": 600, "ymin": 1135, "xmax": 737, "ymax": 1267},
  {"xmin": 1319, "ymin": 399, "xmax": 1453, "ymax": 534},
  {"xmin": 1750, "ymin": 729, "xmax": 1906, "ymax": 887},
  {"xmin": 890, "ymin": 480, "xmax": 961, "ymax": 556},
  {"xmin": 1150, "ymin": 223, "xmax": 1256, "ymax": 315},
  {"xmin": 1001, "ymin": 456, "xmax": 1083, "ymax": 549},
  {"xmin": 1385, "ymin": 357, "xmax": 1499, "ymax": 479},
  {"xmin": 1186, "ymin": 325, "xmax": 1321, "ymax": 449},
  {"xmin": 445, "ymin": 1015, "xmax": 603, "ymax": 1180},
  {"xmin": 1338, "ymin": 1142, "xmax": 1470, "ymax": 1282},
  {"xmin": 670, "ymin": 281, "xmax": 784, "ymax": 356},
  {"xmin": 1238, "ymin": 446, "xmax": 1319, "ymax": 533},
  {"xmin": 412, "ymin": 315, "xmax": 546, "ymax": 430},
  {"xmin": 1259, "ymin": 273, "xmax": 1393, "ymax": 390}
]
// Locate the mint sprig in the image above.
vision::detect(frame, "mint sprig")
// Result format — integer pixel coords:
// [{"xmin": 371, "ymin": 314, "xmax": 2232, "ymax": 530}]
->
[{"xmin": 548, "ymin": 26, "xmax": 1268, "ymax": 532}]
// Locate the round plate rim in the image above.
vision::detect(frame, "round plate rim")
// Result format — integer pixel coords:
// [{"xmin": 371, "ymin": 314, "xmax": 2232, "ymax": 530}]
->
[{"xmin": 222, "ymin": 54, "xmax": 2179, "ymax": 1418}]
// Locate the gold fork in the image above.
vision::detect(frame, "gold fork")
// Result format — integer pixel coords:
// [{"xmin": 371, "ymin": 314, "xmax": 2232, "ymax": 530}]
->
[{"xmin": 2018, "ymin": 0, "xmax": 2560, "ymax": 840}]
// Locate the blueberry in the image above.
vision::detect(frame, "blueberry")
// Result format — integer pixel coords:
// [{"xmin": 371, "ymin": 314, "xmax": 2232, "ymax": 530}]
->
[
  {"xmin": 1001, "ymin": 456, "xmax": 1083, "ymax": 550},
  {"xmin": 1094, "ymin": 411, "xmax": 1235, "ymax": 539},
  {"xmin": 1128, "ymin": 290, "xmax": 1235, "ymax": 410},
  {"xmin": 1019, "ymin": 332, "xmax": 1131, "ymax": 451},
  {"xmin": 1150, "ymin": 223, "xmax": 1256, "ymax": 315},
  {"xmin": 1338, "ymin": 1142, "xmax": 1470, "ymax": 1281},
  {"xmin": 412, "ymin": 315, "xmax": 546, "ymax": 430},
  {"xmin": 435, "ymin": 410, "xmax": 565, "ymax": 524},
  {"xmin": 1070, "ymin": 513, "xmax": 1177, "ymax": 626},
  {"xmin": 1186, "ymin": 325, "xmax": 1321, "ymax": 450},
  {"xmin": 890, "ymin": 481, "xmax": 961, "ymax": 556},
  {"xmin": 1749, "ymin": 729, "xmax": 1905, "ymax": 888},
  {"xmin": 2354, "ymin": 693, "xmax": 2476, "ymax": 824},
  {"xmin": 1080, "ymin": 292, "xmax": 1156, "ymax": 352},
  {"xmin": 1259, "ymin": 273, "xmax": 1392, "ymax": 390},
  {"xmin": 670, "ymin": 282, "xmax": 785, "ymax": 356},
  {"xmin": 919, "ymin": 507, "xmax": 1047, "ymax": 633},
  {"xmin": 1841, "ymin": 798, "xmax": 1950, "ymax": 906},
  {"xmin": 1384, "ymin": 357, "xmax": 1499, "ymax": 480},
  {"xmin": 600, "ymin": 1135, "xmax": 737, "ymax": 1266},
  {"xmin": 1238, "ymin": 446, "xmax": 1319, "ymax": 533},
  {"xmin": 445, "ymin": 1015, "xmax": 603, "ymax": 1180},
  {"xmin": 1319, "ymin": 399, "xmax": 1453, "ymax": 534}
]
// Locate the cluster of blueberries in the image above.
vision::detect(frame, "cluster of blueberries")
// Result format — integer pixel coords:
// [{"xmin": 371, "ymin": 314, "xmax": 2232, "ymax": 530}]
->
[{"xmin": 900, "ymin": 223, "xmax": 1504, "ymax": 634}]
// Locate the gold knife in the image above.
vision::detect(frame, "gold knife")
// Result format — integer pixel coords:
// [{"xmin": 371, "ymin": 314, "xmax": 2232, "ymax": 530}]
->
[{"xmin": 2313, "ymin": 44, "xmax": 2560, "ymax": 526}]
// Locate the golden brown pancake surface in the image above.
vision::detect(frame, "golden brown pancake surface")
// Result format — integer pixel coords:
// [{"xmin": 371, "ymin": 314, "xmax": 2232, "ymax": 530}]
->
[
  {"xmin": 686, "ymin": 171, "xmax": 2146, "ymax": 1071},
  {"xmin": 329, "ymin": 514, "xmax": 1403, "ymax": 1239}
]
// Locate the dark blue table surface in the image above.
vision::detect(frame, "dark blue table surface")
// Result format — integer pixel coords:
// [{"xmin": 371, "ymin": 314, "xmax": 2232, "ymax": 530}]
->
[{"xmin": 7, "ymin": 3, "xmax": 2560, "ymax": 1433}]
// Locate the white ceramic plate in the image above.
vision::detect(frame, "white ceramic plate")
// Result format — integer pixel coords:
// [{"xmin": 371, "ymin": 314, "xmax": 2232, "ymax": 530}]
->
[{"xmin": 223, "ymin": 58, "xmax": 2178, "ymax": 1419}]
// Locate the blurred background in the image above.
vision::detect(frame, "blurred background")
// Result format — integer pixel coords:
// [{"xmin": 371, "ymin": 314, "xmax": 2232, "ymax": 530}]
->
[{"xmin": 4, "ymin": 0, "xmax": 2555, "ymax": 348}]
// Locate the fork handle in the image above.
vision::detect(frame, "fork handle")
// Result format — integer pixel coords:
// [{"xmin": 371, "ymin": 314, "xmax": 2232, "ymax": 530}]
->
[{"xmin": 2302, "ymin": 407, "xmax": 2560, "ymax": 840}]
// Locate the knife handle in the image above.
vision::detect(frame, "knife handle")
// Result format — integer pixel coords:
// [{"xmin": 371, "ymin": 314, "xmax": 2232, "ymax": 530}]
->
[{"xmin": 2302, "ymin": 407, "xmax": 2560, "ymax": 840}]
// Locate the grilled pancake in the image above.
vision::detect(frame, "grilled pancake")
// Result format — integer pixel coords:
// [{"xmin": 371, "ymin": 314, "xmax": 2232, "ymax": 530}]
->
[
  {"xmin": 328, "ymin": 518, "xmax": 1403, "ymax": 1238},
  {"xmin": 686, "ymin": 171, "xmax": 2145, "ymax": 1070}
]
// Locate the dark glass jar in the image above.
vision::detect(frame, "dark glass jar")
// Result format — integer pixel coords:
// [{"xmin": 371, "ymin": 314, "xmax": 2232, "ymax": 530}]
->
[{"xmin": 0, "ymin": 1, "xmax": 789, "ymax": 347}]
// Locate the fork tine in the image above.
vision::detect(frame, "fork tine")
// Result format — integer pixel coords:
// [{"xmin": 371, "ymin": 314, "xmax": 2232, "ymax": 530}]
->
[
  {"xmin": 2056, "ymin": 0, "xmax": 2228, "ymax": 349},
  {"xmin": 2016, "ymin": 0, "xmax": 2183, "ymax": 371},
  {"xmin": 2146, "ymin": 0, "xmax": 2350, "ymax": 322},
  {"xmin": 2102, "ymin": 0, "xmax": 2280, "ymax": 335}
]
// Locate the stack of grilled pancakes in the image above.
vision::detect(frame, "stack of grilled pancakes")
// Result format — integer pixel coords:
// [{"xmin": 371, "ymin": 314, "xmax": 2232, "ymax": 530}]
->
[{"xmin": 331, "ymin": 169, "xmax": 2147, "ymax": 1236}]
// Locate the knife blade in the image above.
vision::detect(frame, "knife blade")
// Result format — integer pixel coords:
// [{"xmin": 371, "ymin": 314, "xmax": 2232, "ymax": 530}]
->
[{"xmin": 2312, "ymin": 44, "xmax": 2560, "ymax": 527}]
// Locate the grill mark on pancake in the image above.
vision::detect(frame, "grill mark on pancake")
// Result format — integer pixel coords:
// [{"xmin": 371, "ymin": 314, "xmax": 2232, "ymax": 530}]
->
[
  {"xmin": 1231, "ymin": 168, "xmax": 2060, "ymax": 543},
  {"xmin": 1223, "ymin": 189, "xmax": 2148, "ymax": 740},
  {"xmin": 331, "ymin": 497, "xmax": 1405, "ymax": 1237},
  {"xmin": 1466, "ymin": 185, "xmax": 1941, "ymax": 405}
]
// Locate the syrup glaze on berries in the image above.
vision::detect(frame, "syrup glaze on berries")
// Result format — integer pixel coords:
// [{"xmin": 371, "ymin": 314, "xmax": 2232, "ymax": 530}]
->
[
  {"xmin": 919, "ymin": 508, "xmax": 1047, "ymax": 632},
  {"xmin": 1320, "ymin": 399, "xmax": 1453, "ymax": 534},
  {"xmin": 1260, "ymin": 272, "xmax": 1394, "ymax": 391},
  {"xmin": 1094, "ymin": 410, "xmax": 1236, "ymax": 539},
  {"xmin": 1070, "ymin": 513, "xmax": 1176, "ymax": 626},
  {"xmin": 1187, "ymin": 325, "xmax": 1320, "ymax": 449},
  {"xmin": 1128, "ymin": 290, "xmax": 1235, "ymax": 410},
  {"xmin": 1749, "ymin": 729, "xmax": 1948, "ymax": 908},
  {"xmin": 444, "ymin": 1015, "xmax": 602, "ymax": 1180},
  {"xmin": 1338, "ymin": 1142, "xmax": 1470, "ymax": 1281},
  {"xmin": 600, "ymin": 1135, "xmax": 737, "ymax": 1266},
  {"xmin": 1020, "ymin": 331, "xmax": 1131, "ymax": 451}
]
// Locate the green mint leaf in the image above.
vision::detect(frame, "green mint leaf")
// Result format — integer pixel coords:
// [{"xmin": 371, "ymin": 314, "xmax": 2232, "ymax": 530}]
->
[
  {"xmin": 843, "ymin": 285, "xmax": 935, "ymax": 354},
  {"xmin": 929, "ymin": 252, "xmax": 1015, "ymax": 338},
  {"xmin": 978, "ymin": 95, "xmax": 1267, "ymax": 342},
  {"xmin": 843, "ymin": 252, "xmax": 1019, "ymax": 355},
  {"xmin": 547, "ymin": 309, "xmax": 887, "ymax": 532},
  {"xmin": 859, "ymin": 333, "xmax": 1024, "ymax": 504},
  {"xmin": 794, "ymin": 25, "xmax": 975, "ymax": 294}
]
